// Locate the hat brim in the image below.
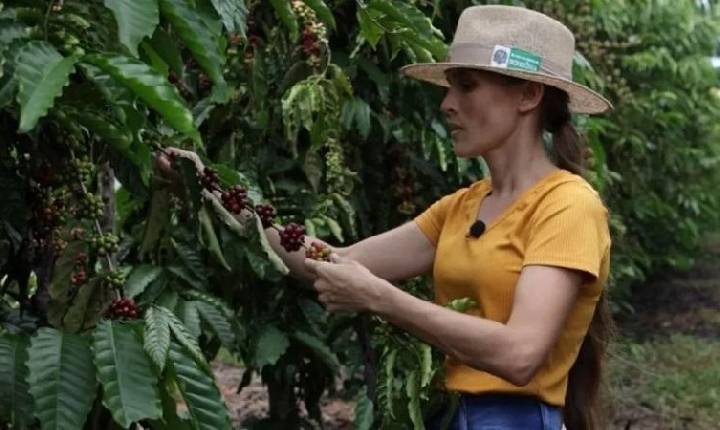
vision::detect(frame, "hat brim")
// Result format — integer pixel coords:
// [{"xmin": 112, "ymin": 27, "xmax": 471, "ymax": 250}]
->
[{"xmin": 400, "ymin": 63, "xmax": 613, "ymax": 115}]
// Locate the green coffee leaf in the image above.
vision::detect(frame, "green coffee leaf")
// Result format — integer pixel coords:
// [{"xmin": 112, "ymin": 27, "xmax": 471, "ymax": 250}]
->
[
  {"xmin": 27, "ymin": 328, "xmax": 96, "ymax": 430},
  {"xmin": 167, "ymin": 341, "xmax": 232, "ymax": 429},
  {"xmin": 92, "ymin": 321, "xmax": 162, "ymax": 427},
  {"xmin": 0, "ymin": 334, "xmax": 33, "ymax": 428},
  {"xmin": 255, "ymin": 325, "xmax": 289, "ymax": 368},
  {"xmin": 15, "ymin": 41, "xmax": 78, "ymax": 132},
  {"xmin": 144, "ymin": 306, "xmax": 172, "ymax": 371},
  {"xmin": 104, "ymin": 0, "xmax": 160, "ymax": 57},
  {"xmin": 83, "ymin": 53, "xmax": 199, "ymax": 139}
]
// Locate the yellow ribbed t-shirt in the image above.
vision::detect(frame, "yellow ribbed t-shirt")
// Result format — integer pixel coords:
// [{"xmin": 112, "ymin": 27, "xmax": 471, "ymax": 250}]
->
[{"xmin": 413, "ymin": 169, "xmax": 611, "ymax": 407}]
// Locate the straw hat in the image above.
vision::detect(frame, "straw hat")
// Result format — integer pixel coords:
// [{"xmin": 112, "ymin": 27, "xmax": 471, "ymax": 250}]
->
[{"xmin": 400, "ymin": 5, "xmax": 612, "ymax": 114}]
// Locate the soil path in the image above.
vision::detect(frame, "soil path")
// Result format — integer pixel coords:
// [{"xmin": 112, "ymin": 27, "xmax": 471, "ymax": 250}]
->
[
  {"xmin": 610, "ymin": 237, "xmax": 720, "ymax": 429},
  {"xmin": 212, "ymin": 363, "xmax": 354, "ymax": 429}
]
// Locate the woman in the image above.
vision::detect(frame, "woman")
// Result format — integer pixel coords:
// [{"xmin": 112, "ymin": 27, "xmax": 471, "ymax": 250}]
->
[
  {"xmin": 301, "ymin": 6, "xmax": 614, "ymax": 430},
  {"xmin": 159, "ymin": 5, "xmax": 613, "ymax": 430}
]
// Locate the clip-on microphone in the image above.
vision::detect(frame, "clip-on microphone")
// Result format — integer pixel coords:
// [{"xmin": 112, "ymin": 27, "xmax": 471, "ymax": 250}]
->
[{"xmin": 467, "ymin": 219, "xmax": 486, "ymax": 238}]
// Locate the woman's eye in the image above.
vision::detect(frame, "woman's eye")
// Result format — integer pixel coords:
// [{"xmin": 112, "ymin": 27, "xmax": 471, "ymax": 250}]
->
[{"xmin": 457, "ymin": 80, "xmax": 475, "ymax": 90}]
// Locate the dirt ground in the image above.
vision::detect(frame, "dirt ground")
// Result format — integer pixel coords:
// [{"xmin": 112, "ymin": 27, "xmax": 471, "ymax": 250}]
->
[
  {"xmin": 609, "ymin": 239, "xmax": 720, "ymax": 430},
  {"xmin": 212, "ymin": 363, "xmax": 354, "ymax": 429},
  {"xmin": 217, "ymin": 239, "xmax": 720, "ymax": 429}
]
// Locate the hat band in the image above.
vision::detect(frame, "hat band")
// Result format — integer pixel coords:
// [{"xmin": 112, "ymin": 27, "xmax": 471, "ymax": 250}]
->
[{"xmin": 449, "ymin": 43, "xmax": 571, "ymax": 80}]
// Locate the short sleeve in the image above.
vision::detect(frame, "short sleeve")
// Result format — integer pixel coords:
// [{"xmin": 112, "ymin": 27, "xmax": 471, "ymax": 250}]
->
[
  {"xmin": 523, "ymin": 183, "xmax": 610, "ymax": 279},
  {"xmin": 413, "ymin": 191, "xmax": 461, "ymax": 247}
]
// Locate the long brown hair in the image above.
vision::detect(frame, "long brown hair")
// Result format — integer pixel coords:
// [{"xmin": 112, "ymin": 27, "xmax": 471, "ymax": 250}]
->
[{"xmin": 541, "ymin": 85, "xmax": 615, "ymax": 430}]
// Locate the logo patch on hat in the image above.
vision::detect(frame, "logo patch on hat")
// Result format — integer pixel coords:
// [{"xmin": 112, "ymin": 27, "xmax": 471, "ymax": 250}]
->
[
  {"xmin": 491, "ymin": 46, "xmax": 511, "ymax": 67},
  {"xmin": 491, "ymin": 45, "xmax": 542, "ymax": 72}
]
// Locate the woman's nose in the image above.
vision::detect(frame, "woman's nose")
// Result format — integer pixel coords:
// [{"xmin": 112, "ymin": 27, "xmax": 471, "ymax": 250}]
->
[{"xmin": 440, "ymin": 89, "xmax": 456, "ymax": 115}]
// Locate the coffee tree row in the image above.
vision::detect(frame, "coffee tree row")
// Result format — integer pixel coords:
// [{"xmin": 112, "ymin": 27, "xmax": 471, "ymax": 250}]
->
[{"xmin": 0, "ymin": 0, "xmax": 343, "ymax": 428}]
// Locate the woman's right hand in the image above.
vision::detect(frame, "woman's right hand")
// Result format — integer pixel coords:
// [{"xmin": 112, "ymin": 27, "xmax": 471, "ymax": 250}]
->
[{"xmin": 153, "ymin": 147, "xmax": 205, "ymax": 188}]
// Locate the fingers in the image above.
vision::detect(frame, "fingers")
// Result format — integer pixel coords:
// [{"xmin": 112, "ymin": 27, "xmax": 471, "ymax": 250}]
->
[
  {"xmin": 328, "ymin": 253, "xmax": 363, "ymax": 270},
  {"xmin": 157, "ymin": 147, "xmax": 204, "ymax": 171},
  {"xmin": 321, "ymin": 300, "xmax": 352, "ymax": 313},
  {"xmin": 313, "ymin": 278, "xmax": 330, "ymax": 293},
  {"xmin": 317, "ymin": 293, "xmax": 344, "ymax": 313},
  {"xmin": 163, "ymin": 147, "xmax": 194, "ymax": 159},
  {"xmin": 305, "ymin": 257, "xmax": 333, "ymax": 276},
  {"xmin": 315, "ymin": 283, "xmax": 354, "ymax": 313},
  {"xmin": 314, "ymin": 280, "xmax": 335, "ymax": 306},
  {"xmin": 305, "ymin": 257, "xmax": 320, "ymax": 275},
  {"xmin": 307, "ymin": 256, "xmax": 355, "ymax": 313},
  {"xmin": 153, "ymin": 150, "xmax": 171, "ymax": 166},
  {"xmin": 328, "ymin": 253, "xmax": 345, "ymax": 264},
  {"xmin": 153, "ymin": 153, "xmax": 180, "ymax": 182}
]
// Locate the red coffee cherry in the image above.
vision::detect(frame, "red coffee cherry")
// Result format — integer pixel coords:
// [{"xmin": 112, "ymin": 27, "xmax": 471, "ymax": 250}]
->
[
  {"xmin": 255, "ymin": 204, "xmax": 277, "ymax": 228},
  {"xmin": 221, "ymin": 186, "xmax": 248, "ymax": 214},
  {"xmin": 107, "ymin": 298, "xmax": 140, "ymax": 320},
  {"xmin": 279, "ymin": 223, "xmax": 305, "ymax": 252}
]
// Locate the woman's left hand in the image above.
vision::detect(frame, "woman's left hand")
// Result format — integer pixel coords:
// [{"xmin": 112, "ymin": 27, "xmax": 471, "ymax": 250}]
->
[{"xmin": 304, "ymin": 255, "xmax": 387, "ymax": 313}]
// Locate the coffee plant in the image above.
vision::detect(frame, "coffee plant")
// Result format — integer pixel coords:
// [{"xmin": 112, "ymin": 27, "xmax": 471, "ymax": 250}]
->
[{"xmin": 1, "ymin": 0, "xmax": 719, "ymax": 429}]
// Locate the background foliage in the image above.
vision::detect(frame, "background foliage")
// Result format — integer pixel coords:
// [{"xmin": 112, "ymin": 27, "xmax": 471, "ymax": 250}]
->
[{"xmin": 1, "ymin": 0, "xmax": 719, "ymax": 428}]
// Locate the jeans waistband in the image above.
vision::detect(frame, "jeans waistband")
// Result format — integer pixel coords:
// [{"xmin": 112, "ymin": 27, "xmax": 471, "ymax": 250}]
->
[{"xmin": 426, "ymin": 392, "xmax": 563, "ymax": 430}]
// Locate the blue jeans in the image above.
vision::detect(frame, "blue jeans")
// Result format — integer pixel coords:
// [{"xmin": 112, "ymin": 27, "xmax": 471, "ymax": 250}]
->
[{"xmin": 426, "ymin": 393, "xmax": 563, "ymax": 430}]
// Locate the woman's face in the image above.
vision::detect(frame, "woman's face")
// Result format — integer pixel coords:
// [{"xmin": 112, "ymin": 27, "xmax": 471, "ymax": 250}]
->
[{"xmin": 441, "ymin": 68, "xmax": 527, "ymax": 158}]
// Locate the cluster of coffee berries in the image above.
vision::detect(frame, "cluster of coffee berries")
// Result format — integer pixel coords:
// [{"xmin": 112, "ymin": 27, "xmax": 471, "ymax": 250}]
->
[
  {"xmin": 53, "ymin": 237, "xmax": 68, "ymax": 253},
  {"xmin": 75, "ymin": 252, "xmax": 87, "ymax": 266},
  {"xmin": 279, "ymin": 222, "xmax": 305, "ymax": 252},
  {"xmin": 91, "ymin": 233, "xmax": 119, "ymax": 257},
  {"xmin": 306, "ymin": 241, "xmax": 331, "ymax": 261},
  {"xmin": 291, "ymin": 0, "xmax": 327, "ymax": 67},
  {"xmin": 201, "ymin": 167, "xmax": 221, "ymax": 192},
  {"xmin": 105, "ymin": 270, "xmax": 125, "ymax": 289},
  {"xmin": 71, "ymin": 252, "xmax": 88, "ymax": 286},
  {"xmin": 78, "ymin": 193, "xmax": 105, "ymax": 218},
  {"xmin": 242, "ymin": 35, "xmax": 262, "ymax": 63},
  {"xmin": 248, "ymin": 34, "xmax": 261, "ymax": 49},
  {"xmin": 107, "ymin": 298, "xmax": 139, "ymax": 320},
  {"xmin": 70, "ymin": 157, "xmax": 94, "ymax": 184},
  {"xmin": 255, "ymin": 204, "xmax": 277, "ymax": 228},
  {"xmin": 26, "ymin": 179, "xmax": 63, "ymax": 249},
  {"xmin": 71, "ymin": 270, "xmax": 87, "ymax": 285},
  {"xmin": 301, "ymin": 25, "xmax": 323, "ymax": 60},
  {"xmin": 238, "ymin": 16, "xmax": 262, "ymax": 63},
  {"xmin": 325, "ymin": 138, "xmax": 355, "ymax": 195},
  {"xmin": 36, "ymin": 198, "xmax": 65, "ymax": 228},
  {"xmin": 221, "ymin": 185, "xmax": 249, "ymax": 214}
]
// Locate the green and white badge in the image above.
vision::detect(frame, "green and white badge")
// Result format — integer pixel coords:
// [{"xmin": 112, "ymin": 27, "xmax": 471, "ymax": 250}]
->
[{"xmin": 490, "ymin": 45, "xmax": 543, "ymax": 72}]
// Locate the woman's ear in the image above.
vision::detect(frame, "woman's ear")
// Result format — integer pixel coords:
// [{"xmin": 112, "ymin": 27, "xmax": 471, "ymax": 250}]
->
[{"xmin": 518, "ymin": 82, "xmax": 545, "ymax": 113}]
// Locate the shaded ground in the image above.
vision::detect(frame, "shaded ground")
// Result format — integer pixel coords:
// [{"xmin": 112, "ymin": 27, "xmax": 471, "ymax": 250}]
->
[
  {"xmin": 609, "ymin": 237, "xmax": 720, "ymax": 429},
  {"xmin": 212, "ymin": 362, "xmax": 354, "ymax": 429},
  {"xmin": 217, "ymin": 239, "xmax": 720, "ymax": 429},
  {"xmin": 617, "ymin": 252, "xmax": 720, "ymax": 342}
]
